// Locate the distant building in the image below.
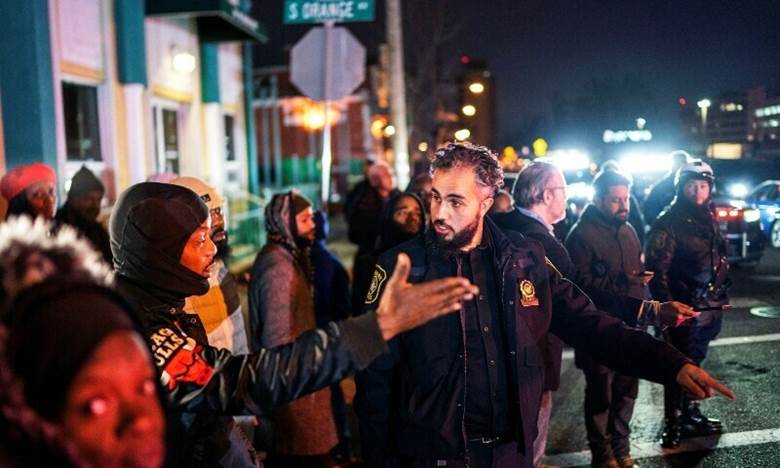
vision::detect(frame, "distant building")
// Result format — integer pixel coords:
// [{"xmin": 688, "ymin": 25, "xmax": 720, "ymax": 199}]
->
[
  {"xmin": 680, "ymin": 92, "xmax": 750, "ymax": 159},
  {"xmin": 752, "ymin": 95, "xmax": 780, "ymax": 160},
  {"xmin": 252, "ymin": 66, "xmax": 375, "ymax": 204}
]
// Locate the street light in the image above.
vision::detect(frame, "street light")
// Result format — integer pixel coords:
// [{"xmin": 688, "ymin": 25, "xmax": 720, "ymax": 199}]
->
[
  {"xmin": 462, "ymin": 104, "xmax": 476, "ymax": 116},
  {"xmin": 454, "ymin": 128, "xmax": 471, "ymax": 141},
  {"xmin": 468, "ymin": 82, "xmax": 484, "ymax": 94},
  {"xmin": 698, "ymin": 99, "xmax": 712, "ymax": 146},
  {"xmin": 384, "ymin": 125, "xmax": 397, "ymax": 137},
  {"xmin": 418, "ymin": 142, "xmax": 429, "ymax": 152}
]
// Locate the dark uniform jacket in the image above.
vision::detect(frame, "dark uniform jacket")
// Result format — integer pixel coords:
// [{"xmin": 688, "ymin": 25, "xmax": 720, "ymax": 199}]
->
[
  {"xmin": 565, "ymin": 205, "xmax": 647, "ymax": 372},
  {"xmin": 491, "ymin": 209, "xmax": 573, "ymax": 391},
  {"xmin": 111, "ymin": 183, "xmax": 387, "ymax": 467},
  {"xmin": 646, "ymin": 199, "xmax": 730, "ymax": 326},
  {"xmin": 356, "ymin": 219, "xmax": 690, "ymax": 466}
]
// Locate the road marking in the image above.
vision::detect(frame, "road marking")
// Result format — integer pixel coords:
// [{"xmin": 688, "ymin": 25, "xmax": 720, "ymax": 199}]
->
[
  {"xmin": 561, "ymin": 332, "xmax": 780, "ymax": 360},
  {"xmin": 545, "ymin": 428, "xmax": 780, "ymax": 467}
]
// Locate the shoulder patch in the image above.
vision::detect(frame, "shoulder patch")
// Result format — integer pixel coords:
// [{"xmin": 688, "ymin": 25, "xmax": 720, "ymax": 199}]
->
[{"xmin": 365, "ymin": 264, "xmax": 388, "ymax": 304}]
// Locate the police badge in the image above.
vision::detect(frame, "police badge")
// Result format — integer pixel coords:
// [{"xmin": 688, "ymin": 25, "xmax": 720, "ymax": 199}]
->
[
  {"xmin": 365, "ymin": 265, "xmax": 388, "ymax": 304},
  {"xmin": 519, "ymin": 279, "xmax": 539, "ymax": 307}
]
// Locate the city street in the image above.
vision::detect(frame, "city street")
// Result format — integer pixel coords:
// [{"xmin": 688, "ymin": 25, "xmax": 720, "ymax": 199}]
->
[{"xmin": 545, "ymin": 247, "xmax": 780, "ymax": 467}]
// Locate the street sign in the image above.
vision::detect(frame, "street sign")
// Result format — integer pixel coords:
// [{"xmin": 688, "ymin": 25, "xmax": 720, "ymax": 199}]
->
[
  {"xmin": 290, "ymin": 27, "xmax": 366, "ymax": 101},
  {"xmin": 284, "ymin": 0, "xmax": 375, "ymax": 24}
]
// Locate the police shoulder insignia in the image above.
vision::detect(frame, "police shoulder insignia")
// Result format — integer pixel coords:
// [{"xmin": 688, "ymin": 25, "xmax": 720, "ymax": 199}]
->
[
  {"xmin": 519, "ymin": 279, "xmax": 540, "ymax": 307},
  {"xmin": 365, "ymin": 264, "xmax": 388, "ymax": 304}
]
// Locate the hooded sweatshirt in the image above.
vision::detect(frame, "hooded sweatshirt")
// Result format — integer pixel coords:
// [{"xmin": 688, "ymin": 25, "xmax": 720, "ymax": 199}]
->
[{"xmin": 110, "ymin": 182, "xmax": 387, "ymax": 467}]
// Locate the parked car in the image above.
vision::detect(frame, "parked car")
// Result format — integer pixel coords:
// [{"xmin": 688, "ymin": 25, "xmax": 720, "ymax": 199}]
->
[{"xmin": 743, "ymin": 180, "xmax": 780, "ymax": 248}]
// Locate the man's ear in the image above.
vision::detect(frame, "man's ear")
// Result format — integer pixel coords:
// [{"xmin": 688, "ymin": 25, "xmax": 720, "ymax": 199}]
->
[
  {"xmin": 481, "ymin": 195, "xmax": 495, "ymax": 216},
  {"xmin": 542, "ymin": 187, "xmax": 553, "ymax": 205}
]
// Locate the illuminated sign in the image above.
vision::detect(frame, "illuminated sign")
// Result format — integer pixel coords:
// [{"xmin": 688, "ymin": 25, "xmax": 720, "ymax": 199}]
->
[{"xmin": 602, "ymin": 129, "xmax": 653, "ymax": 144}]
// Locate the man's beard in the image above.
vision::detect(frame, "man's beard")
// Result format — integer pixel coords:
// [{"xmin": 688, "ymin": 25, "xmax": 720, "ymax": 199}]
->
[
  {"xmin": 294, "ymin": 231, "xmax": 315, "ymax": 249},
  {"xmin": 613, "ymin": 211, "xmax": 629, "ymax": 225},
  {"xmin": 431, "ymin": 216, "xmax": 480, "ymax": 257}
]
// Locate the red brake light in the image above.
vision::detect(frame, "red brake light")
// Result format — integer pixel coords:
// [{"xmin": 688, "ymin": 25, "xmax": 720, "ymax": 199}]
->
[{"xmin": 715, "ymin": 207, "xmax": 742, "ymax": 221}]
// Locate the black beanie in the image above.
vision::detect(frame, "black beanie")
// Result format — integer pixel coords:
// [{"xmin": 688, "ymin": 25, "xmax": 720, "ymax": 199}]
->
[
  {"xmin": 5, "ymin": 279, "xmax": 137, "ymax": 420},
  {"xmin": 69, "ymin": 166, "xmax": 104, "ymax": 197}
]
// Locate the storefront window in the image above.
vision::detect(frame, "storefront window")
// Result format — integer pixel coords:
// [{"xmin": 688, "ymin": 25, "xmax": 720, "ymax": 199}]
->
[
  {"xmin": 63, "ymin": 82, "xmax": 102, "ymax": 161},
  {"xmin": 153, "ymin": 106, "xmax": 180, "ymax": 174},
  {"xmin": 224, "ymin": 114, "xmax": 235, "ymax": 161}
]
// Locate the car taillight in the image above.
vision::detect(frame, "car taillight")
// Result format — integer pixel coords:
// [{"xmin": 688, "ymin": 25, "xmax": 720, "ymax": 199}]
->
[{"xmin": 715, "ymin": 207, "xmax": 742, "ymax": 221}]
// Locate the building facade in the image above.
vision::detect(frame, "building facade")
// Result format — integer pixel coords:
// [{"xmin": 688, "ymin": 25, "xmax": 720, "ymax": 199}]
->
[{"xmin": 0, "ymin": 0, "xmax": 265, "ymax": 204}]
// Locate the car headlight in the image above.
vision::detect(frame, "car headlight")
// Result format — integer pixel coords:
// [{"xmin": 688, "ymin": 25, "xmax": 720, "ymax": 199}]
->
[{"xmin": 743, "ymin": 209, "xmax": 760, "ymax": 223}]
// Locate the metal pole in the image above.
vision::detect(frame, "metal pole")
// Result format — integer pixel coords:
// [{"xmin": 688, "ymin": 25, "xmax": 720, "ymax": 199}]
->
[
  {"xmin": 321, "ymin": 20, "xmax": 335, "ymax": 210},
  {"xmin": 386, "ymin": 0, "xmax": 410, "ymax": 189}
]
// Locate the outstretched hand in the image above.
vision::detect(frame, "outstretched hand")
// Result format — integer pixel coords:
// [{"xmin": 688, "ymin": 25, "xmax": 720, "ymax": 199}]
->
[
  {"xmin": 659, "ymin": 301, "xmax": 700, "ymax": 327},
  {"xmin": 376, "ymin": 253, "xmax": 478, "ymax": 341},
  {"xmin": 676, "ymin": 363, "xmax": 736, "ymax": 400}
]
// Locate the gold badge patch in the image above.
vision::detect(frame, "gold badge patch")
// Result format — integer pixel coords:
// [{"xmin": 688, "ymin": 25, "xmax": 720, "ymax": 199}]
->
[
  {"xmin": 519, "ymin": 279, "xmax": 539, "ymax": 307},
  {"xmin": 365, "ymin": 265, "xmax": 388, "ymax": 304}
]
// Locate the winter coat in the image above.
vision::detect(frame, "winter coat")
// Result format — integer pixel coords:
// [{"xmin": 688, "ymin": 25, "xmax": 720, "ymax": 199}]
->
[
  {"xmin": 111, "ymin": 183, "xmax": 386, "ymax": 467},
  {"xmin": 565, "ymin": 204, "xmax": 647, "ymax": 373},
  {"xmin": 490, "ymin": 208, "xmax": 572, "ymax": 391},
  {"xmin": 54, "ymin": 202, "xmax": 113, "ymax": 264},
  {"xmin": 249, "ymin": 192, "xmax": 338, "ymax": 455},
  {"xmin": 356, "ymin": 219, "xmax": 690, "ymax": 466},
  {"xmin": 183, "ymin": 258, "xmax": 249, "ymax": 355},
  {"xmin": 646, "ymin": 198, "xmax": 730, "ymax": 326}
]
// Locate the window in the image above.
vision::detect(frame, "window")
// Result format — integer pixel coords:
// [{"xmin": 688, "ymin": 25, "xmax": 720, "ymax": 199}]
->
[
  {"xmin": 153, "ymin": 106, "xmax": 180, "ymax": 174},
  {"xmin": 224, "ymin": 114, "xmax": 235, "ymax": 161},
  {"xmin": 62, "ymin": 82, "xmax": 102, "ymax": 161}
]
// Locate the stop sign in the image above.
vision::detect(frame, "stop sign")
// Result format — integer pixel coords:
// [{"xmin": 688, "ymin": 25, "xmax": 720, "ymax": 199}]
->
[{"xmin": 290, "ymin": 26, "xmax": 366, "ymax": 101}]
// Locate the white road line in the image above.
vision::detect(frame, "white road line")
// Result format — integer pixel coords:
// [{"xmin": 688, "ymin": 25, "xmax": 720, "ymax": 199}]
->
[
  {"xmin": 560, "ymin": 332, "xmax": 780, "ymax": 361},
  {"xmin": 545, "ymin": 428, "xmax": 780, "ymax": 467},
  {"xmin": 709, "ymin": 333, "xmax": 780, "ymax": 347}
]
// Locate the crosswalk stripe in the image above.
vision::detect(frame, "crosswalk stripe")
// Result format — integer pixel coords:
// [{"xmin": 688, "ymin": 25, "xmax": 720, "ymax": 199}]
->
[
  {"xmin": 545, "ymin": 428, "xmax": 780, "ymax": 467},
  {"xmin": 560, "ymin": 332, "xmax": 780, "ymax": 361}
]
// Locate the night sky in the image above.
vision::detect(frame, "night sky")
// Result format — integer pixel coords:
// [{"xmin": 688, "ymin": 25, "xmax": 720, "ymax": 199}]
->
[{"xmin": 254, "ymin": 0, "xmax": 780, "ymax": 147}]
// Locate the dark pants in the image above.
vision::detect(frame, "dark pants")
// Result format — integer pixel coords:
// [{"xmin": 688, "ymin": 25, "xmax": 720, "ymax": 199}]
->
[
  {"xmin": 583, "ymin": 369, "xmax": 638, "ymax": 461},
  {"xmin": 663, "ymin": 318, "xmax": 723, "ymax": 419},
  {"xmin": 403, "ymin": 441, "xmax": 524, "ymax": 468}
]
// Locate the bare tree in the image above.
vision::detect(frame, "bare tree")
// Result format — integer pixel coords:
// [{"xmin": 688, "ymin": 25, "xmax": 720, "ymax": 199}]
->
[{"xmin": 402, "ymin": 0, "xmax": 463, "ymax": 150}]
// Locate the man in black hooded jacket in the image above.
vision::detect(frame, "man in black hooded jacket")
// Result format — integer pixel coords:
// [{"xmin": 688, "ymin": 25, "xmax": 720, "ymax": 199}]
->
[{"xmin": 109, "ymin": 182, "xmax": 477, "ymax": 467}]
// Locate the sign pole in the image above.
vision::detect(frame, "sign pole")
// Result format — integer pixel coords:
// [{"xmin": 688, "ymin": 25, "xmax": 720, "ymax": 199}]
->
[{"xmin": 321, "ymin": 20, "xmax": 334, "ymax": 210}]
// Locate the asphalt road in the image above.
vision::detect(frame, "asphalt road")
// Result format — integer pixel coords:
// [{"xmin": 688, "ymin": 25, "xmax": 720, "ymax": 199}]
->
[{"xmin": 544, "ymin": 247, "xmax": 780, "ymax": 467}]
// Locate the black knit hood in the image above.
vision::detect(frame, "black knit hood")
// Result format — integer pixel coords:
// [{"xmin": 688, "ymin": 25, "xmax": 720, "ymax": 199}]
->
[{"xmin": 110, "ymin": 182, "xmax": 210, "ymax": 305}]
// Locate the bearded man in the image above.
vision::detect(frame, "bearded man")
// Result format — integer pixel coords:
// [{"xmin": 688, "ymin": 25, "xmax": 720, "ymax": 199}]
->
[{"xmin": 355, "ymin": 142, "xmax": 734, "ymax": 468}]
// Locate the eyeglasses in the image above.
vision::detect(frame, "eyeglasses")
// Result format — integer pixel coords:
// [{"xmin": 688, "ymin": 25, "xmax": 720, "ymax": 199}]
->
[{"xmin": 545, "ymin": 186, "xmax": 567, "ymax": 193}]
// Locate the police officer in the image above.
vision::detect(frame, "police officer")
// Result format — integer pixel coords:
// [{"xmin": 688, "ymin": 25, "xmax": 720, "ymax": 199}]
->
[
  {"xmin": 645, "ymin": 159, "xmax": 729, "ymax": 448},
  {"xmin": 357, "ymin": 144, "xmax": 734, "ymax": 468}
]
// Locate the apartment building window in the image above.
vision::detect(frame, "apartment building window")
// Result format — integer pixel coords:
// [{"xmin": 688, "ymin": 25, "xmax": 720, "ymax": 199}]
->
[
  {"xmin": 153, "ymin": 105, "xmax": 180, "ymax": 174},
  {"xmin": 63, "ymin": 82, "xmax": 102, "ymax": 161}
]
